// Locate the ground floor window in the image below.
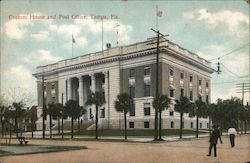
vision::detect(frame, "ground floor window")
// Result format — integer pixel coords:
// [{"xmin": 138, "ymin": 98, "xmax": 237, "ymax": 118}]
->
[
  {"xmin": 200, "ymin": 122, "xmax": 202, "ymax": 129},
  {"xmin": 100, "ymin": 108, "xmax": 105, "ymax": 118},
  {"xmin": 171, "ymin": 121, "xmax": 174, "ymax": 128},
  {"xmin": 144, "ymin": 122, "xmax": 149, "ymax": 128},
  {"xmin": 129, "ymin": 122, "xmax": 134, "ymax": 128},
  {"xmin": 207, "ymin": 123, "xmax": 209, "ymax": 128},
  {"xmin": 190, "ymin": 122, "xmax": 193, "ymax": 128}
]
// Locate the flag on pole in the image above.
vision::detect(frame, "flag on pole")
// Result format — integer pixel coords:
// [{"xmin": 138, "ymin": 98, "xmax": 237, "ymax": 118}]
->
[
  {"xmin": 157, "ymin": 10, "xmax": 163, "ymax": 17},
  {"xmin": 72, "ymin": 34, "xmax": 76, "ymax": 43}
]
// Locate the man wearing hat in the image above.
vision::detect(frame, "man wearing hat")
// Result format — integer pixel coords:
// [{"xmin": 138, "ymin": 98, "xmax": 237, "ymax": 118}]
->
[{"xmin": 207, "ymin": 125, "xmax": 223, "ymax": 157}]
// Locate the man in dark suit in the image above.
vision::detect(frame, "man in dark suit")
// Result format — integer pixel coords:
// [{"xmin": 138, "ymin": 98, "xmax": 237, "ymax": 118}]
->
[{"xmin": 207, "ymin": 125, "xmax": 223, "ymax": 157}]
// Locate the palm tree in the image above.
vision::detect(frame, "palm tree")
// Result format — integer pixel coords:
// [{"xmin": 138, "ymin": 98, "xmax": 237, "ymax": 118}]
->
[
  {"xmin": 85, "ymin": 92, "xmax": 105, "ymax": 139},
  {"xmin": 12, "ymin": 102, "xmax": 25, "ymax": 137},
  {"xmin": 189, "ymin": 100, "xmax": 208, "ymax": 138},
  {"xmin": 65, "ymin": 100, "xmax": 81, "ymax": 139},
  {"xmin": 153, "ymin": 94, "xmax": 170, "ymax": 140},
  {"xmin": 25, "ymin": 107, "xmax": 37, "ymax": 138},
  {"xmin": 175, "ymin": 96, "xmax": 194, "ymax": 139},
  {"xmin": 0, "ymin": 104, "xmax": 7, "ymax": 138},
  {"xmin": 114, "ymin": 93, "xmax": 133, "ymax": 140}
]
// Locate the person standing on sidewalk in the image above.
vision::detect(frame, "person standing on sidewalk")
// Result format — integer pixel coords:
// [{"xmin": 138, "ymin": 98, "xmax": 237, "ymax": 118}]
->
[
  {"xmin": 228, "ymin": 127, "xmax": 237, "ymax": 147},
  {"xmin": 207, "ymin": 125, "xmax": 222, "ymax": 157}
]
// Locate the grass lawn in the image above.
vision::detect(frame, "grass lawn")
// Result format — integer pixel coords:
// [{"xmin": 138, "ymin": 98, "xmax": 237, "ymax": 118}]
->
[{"xmin": 59, "ymin": 129, "xmax": 207, "ymax": 137}]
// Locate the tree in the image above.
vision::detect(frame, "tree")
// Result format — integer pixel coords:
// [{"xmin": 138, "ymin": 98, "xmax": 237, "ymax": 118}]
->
[
  {"xmin": 25, "ymin": 107, "xmax": 37, "ymax": 138},
  {"xmin": 114, "ymin": 93, "xmax": 133, "ymax": 140},
  {"xmin": 85, "ymin": 92, "xmax": 105, "ymax": 139},
  {"xmin": 47, "ymin": 103, "xmax": 63, "ymax": 138},
  {"xmin": 175, "ymin": 96, "xmax": 194, "ymax": 139},
  {"xmin": 3, "ymin": 107, "xmax": 15, "ymax": 145},
  {"xmin": 0, "ymin": 104, "xmax": 7, "ymax": 138},
  {"xmin": 189, "ymin": 100, "xmax": 208, "ymax": 138},
  {"xmin": 65, "ymin": 100, "xmax": 81, "ymax": 139},
  {"xmin": 153, "ymin": 94, "xmax": 170, "ymax": 140},
  {"xmin": 12, "ymin": 101, "xmax": 25, "ymax": 137}
]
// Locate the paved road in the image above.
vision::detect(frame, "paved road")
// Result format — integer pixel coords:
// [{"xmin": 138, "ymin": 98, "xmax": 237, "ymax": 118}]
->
[{"xmin": 0, "ymin": 134, "xmax": 249, "ymax": 163}]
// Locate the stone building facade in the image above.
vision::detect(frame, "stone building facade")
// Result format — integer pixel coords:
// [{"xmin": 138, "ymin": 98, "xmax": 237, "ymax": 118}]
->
[{"xmin": 33, "ymin": 39, "xmax": 214, "ymax": 130}]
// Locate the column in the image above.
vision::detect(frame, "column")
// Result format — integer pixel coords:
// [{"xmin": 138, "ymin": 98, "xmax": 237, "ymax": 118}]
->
[
  {"xmin": 90, "ymin": 73, "xmax": 96, "ymax": 93},
  {"xmin": 67, "ymin": 78, "xmax": 72, "ymax": 100},
  {"xmin": 90, "ymin": 73, "xmax": 96, "ymax": 120},
  {"xmin": 78, "ymin": 76, "xmax": 83, "ymax": 106},
  {"xmin": 104, "ymin": 71, "xmax": 109, "ymax": 120}
]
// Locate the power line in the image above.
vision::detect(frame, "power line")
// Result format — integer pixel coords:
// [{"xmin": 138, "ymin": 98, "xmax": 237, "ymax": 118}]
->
[
  {"xmin": 221, "ymin": 63, "xmax": 241, "ymax": 78},
  {"xmin": 209, "ymin": 43, "xmax": 249, "ymax": 61}
]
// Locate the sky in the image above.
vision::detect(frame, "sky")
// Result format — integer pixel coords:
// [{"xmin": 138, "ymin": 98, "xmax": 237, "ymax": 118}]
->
[{"xmin": 0, "ymin": 0, "xmax": 249, "ymax": 106}]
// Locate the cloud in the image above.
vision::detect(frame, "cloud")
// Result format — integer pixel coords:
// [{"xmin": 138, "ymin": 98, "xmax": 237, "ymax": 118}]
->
[
  {"xmin": 23, "ymin": 49, "xmax": 62, "ymax": 66},
  {"xmin": 75, "ymin": 17, "xmax": 133, "ymax": 44},
  {"xmin": 49, "ymin": 24, "xmax": 81, "ymax": 38},
  {"xmin": 31, "ymin": 30, "xmax": 49, "ymax": 40},
  {"xmin": 183, "ymin": 9, "xmax": 249, "ymax": 35},
  {"xmin": 4, "ymin": 14, "xmax": 31, "ymax": 39},
  {"xmin": 1, "ymin": 65, "xmax": 36, "ymax": 105}
]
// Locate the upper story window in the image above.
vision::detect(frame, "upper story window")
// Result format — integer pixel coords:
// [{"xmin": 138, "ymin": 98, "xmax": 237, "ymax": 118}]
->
[
  {"xmin": 189, "ymin": 74, "xmax": 193, "ymax": 82},
  {"xmin": 129, "ymin": 86, "xmax": 135, "ymax": 98},
  {"xmin": 144, "ymin": 84, "xmax": 151, "ymax": 97},
  {"xmin": 190, "ymin": 91, "xmax": 193, "ymax": 101},
  {"xmin": 129, "ymin": 104, "xmax": 135, "ymax": 116},
  {"xmin": 199, "ymin": 79, "xmax": 202, "ymax": 85},
  {"xmin": 51, "ymin": 84, "xmax": 55, "ymax": 90},
  {"xmin": 144, "ymin": 67, "xmax": 151, "ymax": 76},
  {"xmin": 170, "ymin": 111, "xmax": 174, "ymax": 116},
  {"xmin": 180, "ymin": 71, "xmax": 184, "ymax": 80},
  {"xmin": 170, "ymin": 89, "xmax": 174, "ymax": 98},
  {"xmin": 129, "ymin": 69, "xmax": 135, "ymax": 78},
  {"xmin": 169, "ymin": 67, "xmax": 174, "ymax": 76},
  {"xmin": 180, "ymin": 88, "xmax": 184, "ymax": 97},
  {"xmin": 144, "ymin": 103, "xmax": 151, "ymax": 116},
  {"xmin": 206, "ymin": 82, "xmax": 209, "ymax": 88}
]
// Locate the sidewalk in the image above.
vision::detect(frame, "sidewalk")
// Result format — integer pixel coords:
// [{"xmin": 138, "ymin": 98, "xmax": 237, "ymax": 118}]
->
[{"xmin": 0, "ymin": 134, "xmax": 249, "ymax": 163}]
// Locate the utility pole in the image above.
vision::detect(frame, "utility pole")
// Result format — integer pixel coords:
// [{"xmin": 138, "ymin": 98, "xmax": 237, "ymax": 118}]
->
[
  {"xmin": 148, "ymin": 28, "xmax": 168, "ymax": 140},
  {"xmin": 42, "ymin": 75, "xmax": 45, "ymax": 139},
  {"xmin": 236, "ymin": 82, "xmax": 250, "ymax": 105},
  {"xmin": 61, "ymin": 93, "xmax": 64, "ymax": 140}
]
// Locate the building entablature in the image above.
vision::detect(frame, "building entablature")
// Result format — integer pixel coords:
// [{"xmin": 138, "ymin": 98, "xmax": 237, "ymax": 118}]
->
[{"xmin": 33, "ymin": 40, "xmax": 213, "ymax": 78}]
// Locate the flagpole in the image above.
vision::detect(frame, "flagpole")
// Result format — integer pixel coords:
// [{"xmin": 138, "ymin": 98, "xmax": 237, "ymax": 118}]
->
[
  {"xmin": 72, "ymin": 34, "xmax": 74, "ymax": 58},
  {"xmin": 102, "ymin": 18, "xmax": 103, "ymax": 52},
  {"xmin": 156, "ymin": 5, "xmax": 158, "ymax": 30}
]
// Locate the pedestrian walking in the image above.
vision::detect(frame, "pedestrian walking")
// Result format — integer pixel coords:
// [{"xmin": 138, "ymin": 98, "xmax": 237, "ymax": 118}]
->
[
  {"xmin": 228, "ymin": 127, "xmax": 237, "ymax": 147},
  {"xmin": 207, "ymin": 125, "xmax": 222, "ymax": 157}
]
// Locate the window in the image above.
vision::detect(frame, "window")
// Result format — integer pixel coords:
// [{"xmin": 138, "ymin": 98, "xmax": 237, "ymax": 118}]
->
[
  {"xmin": 206, "ymin": 95, "xmax": 209, "ymax": 104},
  {"xmin": 144, "ymin": 84, "xmax": 151, "ymax": 97},
  {"xmin": 199, "ymin": 96, "xmax": 202, "ymax": 101},
  {"xmin": 206, "ymin": 82, "xmax": 209, "ymax": 88},
  {"xmin": 129, "ymin": 69, "xmax": 135, "ymax": 78},
  {"xmin": 144, "ymin": 67, "xmax": 151, "ymax": 76},
  {"xmin": 190, "ymin": 122, "xmax": 193, "ymax": 128},
  {"xmin": 100, "ymin": 108, "xmax": 105, "ymax": 118},
  {"xmin": 144, "ymin": 122, "xmax": 150, "ymax": 128},
  {"xmin": 52, "ymin": 97, "xmax": 56, "ymax": 103},
  {"xmin": 169, "ymin": 67, "xmax": 174, "ymax": 76},
  {"xmin": 189, "ymin": 74, "xmax": 193, "ymax": 82},
  {"xmin": 89, "ymin": 108, "xmax": 92, "ymax": 119},
  {"xmin": 129, "ymin": 86, "xmax": 135, "ymax": 98},
  {"xmin": 190, "ymin": 91, "xmax": 193, "ymax": 101},
  {"xmin": 129, "ymin": 104, "xmax": 135, "ymax": 116},
  {"xmin": 207, "ymin": 123, "xmax": 209, "ymax": 128},
  {"xmin": 170, "ymin": 89, "xmax": 174, "ymax": 98},
  {"xmin": 129, "ymin": 122, "xmax": 134, "ymax": 128},
  {"xmin": 169, "ymin": 111, "xmax": 174, "ymax": 116},
  {"xmin": 199, "ymin": 79, "xmax": 202, "ymax": 85},
  {"xmin": 51, "ymin": 84, "xmax": 55, "ymax": 90},
  {"xmin": 144, "ymin": 103, "xmax": 150, "ymax": 116},
  {"xmin": 200, "ymin": 122, "xmax": 202, "ymax": 129},
  {"xmin": 180, "ymin": 88, "xmax": 184, "ymax": 97},
  {"xmin": 180, "ymin": 72, "xmax": 184, "ymax": 80},
  {"xmin": 171, "ymin": 121, "xmax": 174, "ymax": 128}
]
